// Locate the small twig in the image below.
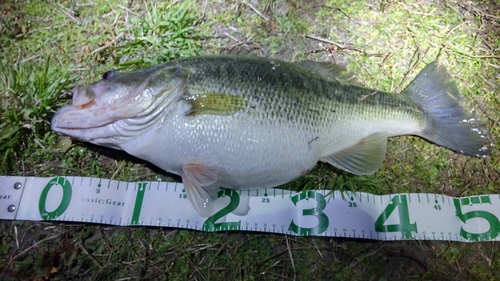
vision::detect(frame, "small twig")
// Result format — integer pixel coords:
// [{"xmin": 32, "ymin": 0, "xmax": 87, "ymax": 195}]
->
[
  {"xmin": 323, "ymin": 5, "xmax": 363, "ymax": 25},
  {"xmin": 91, "ymin": 32, "xmax": 124, "ymax": 55},
  {"xmin": 489, "ymin": 242, "xmax": 495, "ymax": 267},
  {"xmin": 68, "ymin": 67, "xmax": 90, "ymax": 71},
  {"xmin": 450, "ymin": 48, "xmax": 500, "ymax": 59},
  {"xmin": 285, "ymin": 235, "xmax": 296, "ymax": 272},
  {"xmin": 219, "ymin": 33, "xmax": 258, "ymax": 53},
  {"xmin": 54, "ymin": 1, "xmax": 80, "ymax": 24},
  {"xmin": 207, "ymin": 242, "xmax": 225, "ymax": 269},
  {"xmin": 33, "ymin": 138, "xmax": 46, "ymax": 150},
  {"xmin": 13, "ymin": 225, "xmax": 19, "ymax": 249},
  {"xmin": 478, "ymin": 73, "xmax": 498, "ymax": 91},
  {"xmin": 183, "ymin": 250, "xmax": 208, "ymax": 281},
  {"xmin": 306, "ymin": 39, "xmax": 385, "ymax": 59},
  {"xmin": 20, "ymin": 55, "xmax": 39, "ymax": 64},
  {"xmin": 223, "ymin": 31, "xmax": 240, "ymax": 42},
  {"xmin": 12, "ymin": 233, "xmax": 62, "ymax": 261},
  {"xmin": 244, "ymin": 2, "xmax": 270, "ymax": 21},
  {"xmin": 445, "ymin": 22, "xmax": 467, "ymax": 38},
  {"xmin": 79, "ymin": 244, "xmax": 103, "ymax": 270},
  {"xmin": 8, "ymin": 39, "xmax": 21, "ymax": 66},
  {"xmin": 455, "ymin": 260, "xmax": 462, "ymax": 274},
  {"xmin": 111, "ymin": 160, "xmax": 126, "ymax": 180},
  {"xmin": 487, "ymin": 63, "xmax": 499, "ymax": 69},
  {"xmin": 260, "ymin": 270, "xmax": 294, "ymax": 280},
  {"xmin": 76, "ymin": 2, "xmax": 95, "ymax": 7},
  {"xmin": 437, "ymin": 241, "xmax": 454, "ymax": 258},
  {"xmin": 112, "ymin": 11, "xmax": 120, "ymax": 26},
  {"xmin": 476, "ymin": 103, "xmax": 500, "ymax": 128},
  {"xmin": 117, "ymin": 4, "xmax": 140, "ymax": 16},
  {"xmin": 394, "ymin": 47, "xmax": 422, "ymax": 93},
  {"xmin": 306, "ymin": 34, "xmax": 345, "ymax": 48},
  {"xmin": 312, "ymin": 239, "xmax": 325, "ymax": 260},
  {"xmin": 349, "ymin": 245, "xmax": 384, "ymax": 268}
]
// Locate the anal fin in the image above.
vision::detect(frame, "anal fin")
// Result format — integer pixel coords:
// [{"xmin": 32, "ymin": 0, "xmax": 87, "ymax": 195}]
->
[
  {"xmin": 182, "ymin": 163, "xmax": 220, "ymax": 217},
  {"xmin": 320, "ymin": 132, "xmax": 388, "ymax": 175}
]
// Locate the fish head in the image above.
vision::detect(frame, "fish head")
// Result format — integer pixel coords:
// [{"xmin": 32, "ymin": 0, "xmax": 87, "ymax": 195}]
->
[{"xmin": 51, "ymin": 66, "xmax": 187, "ymax": 148}]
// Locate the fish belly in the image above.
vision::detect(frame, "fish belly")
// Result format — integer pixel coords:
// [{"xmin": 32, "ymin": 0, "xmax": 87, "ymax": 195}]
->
[{"xmin": 122, "ymin": 110, "xmax": 321, "ymax": 190}]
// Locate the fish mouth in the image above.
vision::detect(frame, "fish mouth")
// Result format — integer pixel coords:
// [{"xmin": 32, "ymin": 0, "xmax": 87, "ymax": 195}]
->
[
  {"xmin": 50, "ymin": 84, "xmax": 123, "ymax": 146},
  {"xmin": 52, "ymin": 70, "xmax": 186, "ymax": 146},
  {"xmin": 51, "ymin": 84, "xmax": 116, "ymax": 131}
]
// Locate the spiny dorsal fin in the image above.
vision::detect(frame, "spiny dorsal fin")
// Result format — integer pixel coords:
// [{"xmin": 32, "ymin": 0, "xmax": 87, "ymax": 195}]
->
[{"xmin": 296, "ymin": 60, "xmax": 362, "ymax": 86}]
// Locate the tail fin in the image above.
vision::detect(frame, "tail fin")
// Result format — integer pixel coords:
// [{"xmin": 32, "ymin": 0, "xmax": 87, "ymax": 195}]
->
[{"xmin": 403, "ymin": 61, "xmax": 493, "ymax": 157}]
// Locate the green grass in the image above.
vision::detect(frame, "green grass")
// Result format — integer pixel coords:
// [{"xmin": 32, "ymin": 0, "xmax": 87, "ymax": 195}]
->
[
  {"xmin": 115, "ymin": 0, "xmax": 204, "ymax": 67},
  {"xmin": 1, "ymin": 0, "xmax": 499, "ymax": 280},
  {"xmin": 0, "ymin": 58, "xmax": 71, "ymax": 172}
]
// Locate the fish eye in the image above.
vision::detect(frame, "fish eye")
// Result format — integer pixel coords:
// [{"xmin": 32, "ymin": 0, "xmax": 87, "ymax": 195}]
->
[{"xmin": 102, "ymin": 70, "xmax": 115, "ymax": 80}]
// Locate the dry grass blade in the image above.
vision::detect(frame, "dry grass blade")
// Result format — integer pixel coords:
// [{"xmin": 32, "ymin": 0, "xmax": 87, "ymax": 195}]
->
[
  {"xmin": 243, "ymin": 2, "xmax": 270, "ymax": 22},
  {"xmin": 306, "ymin": 34, "xmax": 346, "ymax": 49},
  {"xmin": 285, "ymin": 235, "xmax": 295, "ymax": 273}
]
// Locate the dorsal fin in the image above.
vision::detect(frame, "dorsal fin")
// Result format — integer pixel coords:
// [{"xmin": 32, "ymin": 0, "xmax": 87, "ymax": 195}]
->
[{"xmin": 296, "ymin": 60, "xmax": 362, "ymax": 86}]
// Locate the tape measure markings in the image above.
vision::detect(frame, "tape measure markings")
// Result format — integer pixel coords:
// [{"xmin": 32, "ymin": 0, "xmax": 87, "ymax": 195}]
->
[{"xmin": 2, "ymin": 176, "xmax": 500, "ymax": 242}]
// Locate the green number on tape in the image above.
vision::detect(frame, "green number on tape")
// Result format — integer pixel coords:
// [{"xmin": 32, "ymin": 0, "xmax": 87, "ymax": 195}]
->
[
  {"xmin": 375, "ymin": 195, "xmax": 417, "ymax": 239},
  {"xmin": 131, "ymin": 182, "xmax": 147, "ymax": 225},
  {"xmin": 289, "ymin": 191, "xmax": 329, "ymax": 235},
  {"xmin": 453, "ymin": 196, "xmax": 500, "ymax": 241},
  {"xmin": 202, "ymin": 189, "xmax": 241, "ymax": 231},
  {"xmin": 39, "ymin": 177, "xmax": 72, "ymax": 220}
]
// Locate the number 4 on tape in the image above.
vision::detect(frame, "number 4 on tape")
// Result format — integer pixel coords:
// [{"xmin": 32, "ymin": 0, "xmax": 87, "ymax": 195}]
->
[{"xmin": 375, "ymin": 195, "xmax": 417, "ymax": 239}]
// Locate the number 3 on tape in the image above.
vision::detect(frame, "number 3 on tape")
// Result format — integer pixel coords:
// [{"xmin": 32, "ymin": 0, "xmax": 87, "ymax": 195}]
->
[{"xmin": 288, "ymin": 191, "xmax": 329, "ymax": 236}]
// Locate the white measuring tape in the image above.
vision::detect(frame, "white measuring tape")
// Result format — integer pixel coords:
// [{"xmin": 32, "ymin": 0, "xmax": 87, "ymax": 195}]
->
[{"xmin": 1, "ymin": 176, "xmax": 499, "ymax": 242}]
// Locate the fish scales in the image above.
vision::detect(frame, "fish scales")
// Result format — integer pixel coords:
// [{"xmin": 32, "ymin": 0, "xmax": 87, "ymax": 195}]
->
[
  {"xmin": 176, "ymin": 56, "xmax": 424, "ymax": 132},
  {"xmin": 51, "ymin": 55, "xmax": 493, "ymax": 217}
]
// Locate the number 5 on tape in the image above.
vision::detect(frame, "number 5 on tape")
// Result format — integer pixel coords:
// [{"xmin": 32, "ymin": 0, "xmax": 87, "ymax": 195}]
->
[{"xmin": 454, "ymin": 196, "xmax": 500, "ymax": 242}]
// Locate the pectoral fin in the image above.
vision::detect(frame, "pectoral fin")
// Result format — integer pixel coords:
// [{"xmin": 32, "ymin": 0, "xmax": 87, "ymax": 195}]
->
[
  {"xmin": 320, "ymin": 132, "xmax": 388, "ymax": 175},
  {"xmin": 182, "ymin": 163, "xmax": 220, "ymax": 217}
]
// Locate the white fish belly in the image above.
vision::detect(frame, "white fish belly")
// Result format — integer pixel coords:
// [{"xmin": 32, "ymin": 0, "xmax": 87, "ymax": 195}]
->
[{"xmin": 122, "ymin": 111, "xmax": 322, "ymax": 190}]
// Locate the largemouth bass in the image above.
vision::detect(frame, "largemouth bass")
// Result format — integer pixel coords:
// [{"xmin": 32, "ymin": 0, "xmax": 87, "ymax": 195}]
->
[{"xmin": 51, "ymin": 55, "xmax": 493, "ymax": 217}]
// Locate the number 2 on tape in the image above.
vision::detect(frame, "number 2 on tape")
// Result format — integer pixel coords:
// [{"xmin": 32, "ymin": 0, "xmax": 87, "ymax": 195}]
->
[{"xmin": 202, "ymin": 190, "xmax": 241, "ymax": 231}]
